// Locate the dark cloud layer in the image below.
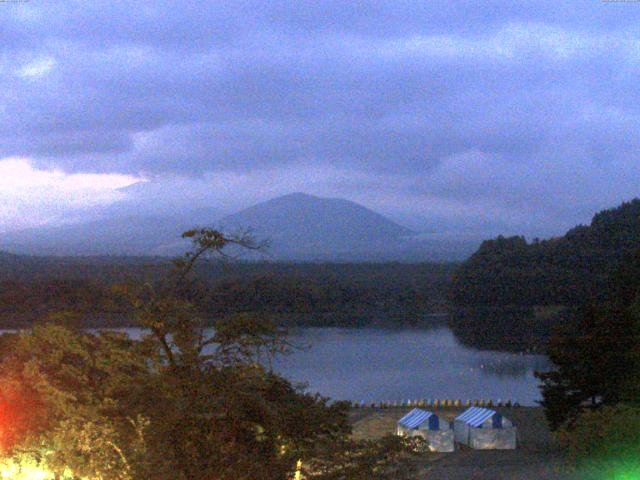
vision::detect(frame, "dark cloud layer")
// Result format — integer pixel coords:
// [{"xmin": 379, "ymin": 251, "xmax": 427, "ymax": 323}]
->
[{"xmin": 2, "ymin": 1, "xmax": 640, "ymax": 236}]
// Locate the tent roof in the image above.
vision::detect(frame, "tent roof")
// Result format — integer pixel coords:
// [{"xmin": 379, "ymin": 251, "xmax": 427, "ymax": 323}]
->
[
  {"xmin": 397, "ymin": 408, "xmax": 434, "ymax": 429},
  {"xmin": 455, "ymin": 407, "xmax": 499, "ymax": 427}
]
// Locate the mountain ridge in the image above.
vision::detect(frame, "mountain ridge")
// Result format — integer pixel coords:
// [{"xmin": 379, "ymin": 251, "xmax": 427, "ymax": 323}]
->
[
  {"xmin": 1, "ymin": 192, "xmax": 441, "ymax": 259},
  {"xmin": 216, "ymin": 192, "xmax": 415, "ymax": 258}
]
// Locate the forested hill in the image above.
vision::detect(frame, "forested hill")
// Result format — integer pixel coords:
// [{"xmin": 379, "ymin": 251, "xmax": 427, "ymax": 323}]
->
[{"xmin": 450, "ymin": 199, "xmax": 640, "ymax": 307}]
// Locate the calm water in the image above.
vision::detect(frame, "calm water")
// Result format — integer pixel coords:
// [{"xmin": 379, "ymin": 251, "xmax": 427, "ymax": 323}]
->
[
  {"xmin": 271, "ymin": 327, "xmax": 549, "ymax": 406},
  {"xmin": 101, "ymin": 325, "xmax": 549, "ymax": 406}
]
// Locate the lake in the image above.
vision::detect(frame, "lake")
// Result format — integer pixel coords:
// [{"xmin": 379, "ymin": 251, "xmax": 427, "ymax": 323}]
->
[
  {"xmin": 271, "ymin": 327, "xmax": 549, "ymax": 406},
  {"xmin": 106, "ymin": 325, "xmax": 549, "ymax": 406}
]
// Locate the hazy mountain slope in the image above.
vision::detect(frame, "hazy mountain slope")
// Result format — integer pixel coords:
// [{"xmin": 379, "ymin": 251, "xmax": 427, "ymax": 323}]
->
[
  {"xmin": 217, "ymin": 192, "xmax": 414, "ymax": 259},
  {"xmin": 0, "ymin": 210, "xmax": 220, "ymax": 256},
  {"xmin": 1, "ymin": 192, "xmax": 479, "ymax": 260}
]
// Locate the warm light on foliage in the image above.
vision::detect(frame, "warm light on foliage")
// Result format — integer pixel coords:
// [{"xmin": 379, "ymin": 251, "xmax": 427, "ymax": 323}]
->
[
  {"xmin": 0, "ymin": 230, "xmax": 422, "ymax": 479},
  {"xmin": 0, "ymin": 452, "xmax": 74, "ymax": 480}
]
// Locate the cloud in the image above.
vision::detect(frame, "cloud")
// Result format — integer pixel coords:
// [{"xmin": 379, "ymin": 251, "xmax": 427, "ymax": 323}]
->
[
  {"xmin": 0, "ymin": 1, "xmax": 639, "ymax": 237},
  {"xmin": 17, "ymin": 56, "xmax": 57, "ymax": 78},
  {"xmin": 0, "ymin": 157, "xmax": 141, "ymax": 232}
]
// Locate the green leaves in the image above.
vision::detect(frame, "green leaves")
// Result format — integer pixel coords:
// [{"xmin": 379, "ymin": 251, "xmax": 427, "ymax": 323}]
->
[
  {"xmin": 0, "ymin": 228, "xmax": 418, "ymax": 479},
  {"xmin": 559, "ymin": 405, "xmax": 640, "ymax": 478},
  {"xmin": 0, "ymin": 325, "xmax": 152, "ymax": 479}
]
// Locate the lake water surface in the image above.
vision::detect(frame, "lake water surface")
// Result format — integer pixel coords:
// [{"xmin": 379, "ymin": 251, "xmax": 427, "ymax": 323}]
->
[
  {"xmin": 111, "ymin": 325, "xmax": 549, "ymax": 406},
  {"xmin": 271, "ymin": 327, "xmax": 549, "ymax": 406}
]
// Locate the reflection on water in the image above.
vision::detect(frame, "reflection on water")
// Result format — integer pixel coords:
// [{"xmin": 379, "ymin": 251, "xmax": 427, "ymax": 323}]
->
[
  {"xmin": 271, "ymin": 327, "xmax": 550, "ymax": 406},
  {"xmin": 479, "ymin": 356, "xmax": 550, "ymax": 378},
  {"xmin": 448, "ymin": 306, "xmax": 559, "ymax": 353}
]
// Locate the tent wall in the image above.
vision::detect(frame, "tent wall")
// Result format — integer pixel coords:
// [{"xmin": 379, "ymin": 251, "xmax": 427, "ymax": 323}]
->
[
  {"xmin": 453, "ymin": 420, "xmax": 470, "ymax": 444},
  {"xmin": 409, "ymin": 429, "xmax": 455, "ymax": 453},
  {"xmin": 397, "ymin": 411, "xmax": 453, "ymax": 452},
  {"xmin": 454, "ymin": 420, "xmax": 516, "ymax": 450},
  {"xmin": 468, "ymin": 427, "xmax": 517, "ymax": 450}
]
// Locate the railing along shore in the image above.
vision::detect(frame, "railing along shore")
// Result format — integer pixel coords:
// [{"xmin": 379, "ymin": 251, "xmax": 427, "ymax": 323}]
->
[{"xmin": 351, "ymin": 398, "xmax": 521, "ymax": 408}]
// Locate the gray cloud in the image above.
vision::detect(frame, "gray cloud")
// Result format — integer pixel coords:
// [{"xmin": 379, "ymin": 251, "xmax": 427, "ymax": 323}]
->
[{"xmin": 1, "ymin": 1, "xmax": 640, "ymax": 236}]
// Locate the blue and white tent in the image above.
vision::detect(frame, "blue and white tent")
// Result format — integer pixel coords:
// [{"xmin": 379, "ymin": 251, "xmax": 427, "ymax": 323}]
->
[
  {"xmin": 454, "ymin": 407, "xmax": 516, "ymax": 449},
  {"xmin": 398, "ymin": 408, "xmax": 440, "ymax": 431},
  {"xmin": 396, "ymin": 408, "xmax": 453, "ymax": 452},
  {"xmin": 456, "ymin": 407, "xmax": 504, "ymax": 428}
]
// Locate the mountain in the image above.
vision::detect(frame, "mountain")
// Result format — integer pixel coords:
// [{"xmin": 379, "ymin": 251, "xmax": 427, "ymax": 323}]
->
[
  {"xmin": 450, "ymin": 198, "xmax": 640, "ymax": 307},
  {"xmin": 0, "ymin": 192, "xmax": 478, "ymax": 260},
  {"xmin": 214, "ymin": 192, "xmax": 414, "ymax": 260}
]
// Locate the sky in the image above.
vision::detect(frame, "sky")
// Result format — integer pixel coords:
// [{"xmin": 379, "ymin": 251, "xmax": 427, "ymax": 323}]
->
[{"xmin": 1, "ymin": 0, "xmax": 640, "ymax": 236}]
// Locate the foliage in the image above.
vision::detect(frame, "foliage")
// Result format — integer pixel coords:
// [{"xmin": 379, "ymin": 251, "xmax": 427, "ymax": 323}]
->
[
  {"xmin": 0, "ymin": 260, "xmax": 454, "ymax": 329},
  {"xmin": 0, "ymin": 229, "xmax": 421, "ymax": 480},
  {"xmin": 536, "ymin": 304, "xmax": 639, "ymax": 430},
  {"xmin": 303, "ymin": 435, "xmax": 424, "ymax": 480},
  {"xmin": 0, "ymin": 450, "xmax": 74, "ymax": 480},
  {"xmin": 451, "ymin": 198, "xmax": 640, "ymax": 308},
  {"xmin": 448, "ymin": 199, "xmax": 640, "ymax": 352},
  {"xmin": 0, "ymin": 324, "xmax": 153, "ymax": 479},
  {"xmin": 558, "ymin": 404, "xmax": 640, "ymax": 479},
  {"xmin": 536, "ymin": 248, "xmax": 640, "ymax": 430}
]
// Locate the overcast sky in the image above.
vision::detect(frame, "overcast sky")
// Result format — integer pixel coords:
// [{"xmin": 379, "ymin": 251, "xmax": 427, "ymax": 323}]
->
[{"xmin": 2, "ymin": 1, "xmax": 640, "ymax": 236}]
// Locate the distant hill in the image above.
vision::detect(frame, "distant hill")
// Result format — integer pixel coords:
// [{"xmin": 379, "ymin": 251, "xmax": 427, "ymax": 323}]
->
[
  {"xmin": 215, "ymin": 192, "xmax": 414, "ymax": 260},
  {"xmin": 0, "ymin": 192, "xmax": 479, "ymax": 260},
  {"xmin": 450, "ymin": 198, "xmax": 640, "ymax": 307}
]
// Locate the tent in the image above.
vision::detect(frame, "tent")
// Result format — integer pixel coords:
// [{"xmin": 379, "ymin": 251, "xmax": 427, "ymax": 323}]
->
[
  {"xmin": 453, "ymin": 407, "xmax": 516, "ymax": 449},
  {"xmin": 396, "ymin": 408, "xmax": 454, "ymax": 452}
]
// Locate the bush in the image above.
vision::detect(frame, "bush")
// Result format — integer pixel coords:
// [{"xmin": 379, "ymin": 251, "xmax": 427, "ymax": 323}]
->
[{"xmin": 560, "ymin": 404, "xmax": 640, "ymax": 478}]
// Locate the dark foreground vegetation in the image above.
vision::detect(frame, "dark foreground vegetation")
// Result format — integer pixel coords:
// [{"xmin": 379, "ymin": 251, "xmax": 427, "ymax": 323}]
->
[
  {"xmin": 534, "ymin": 245, "xmax": 640, "ymax": 476},
  {"xmin": 449, "ymin": 199, "xmax": 640, "ymax": 351},
  {"xmin": 0, "ymin": 252, "xmax": 454, "ymax": 329},
  {"xmin": 0, "ymin": 230, "xmax": 427, "ymax": 480}
]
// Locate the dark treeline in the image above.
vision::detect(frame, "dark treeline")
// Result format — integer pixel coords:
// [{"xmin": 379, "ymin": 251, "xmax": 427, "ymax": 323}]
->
[
  {"xmin": 0, "ymin": 255, "xmax": 455, "ymax": 328},
  {"xmin": 200, "ymin": 262, "xmax": 453, "ymax": 326},
  {"xmin": 451, "ymin": 199, "xmax": 640, "ymax": 307},
  {"xmin": 448, "ymin": 199, "xmax": 640, "ymax": 351}
]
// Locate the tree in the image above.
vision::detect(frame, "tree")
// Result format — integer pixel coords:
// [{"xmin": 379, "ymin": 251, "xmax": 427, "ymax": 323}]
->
[
  {"xmin": 0, "ymin": 323, "xmax": 152, "ymax": 480},
  {"xmin": 536, "ymin": 249, "xmax": 640, "ymax": 430},
  {"xmin": 0, "ymin": 229, "xmax": 421, "ymax": 479},
  {"xmin": 558, "ymin": 405, "xmax": 640, "ymax": 478},
  {"xmin": 536, "ymin": 303, "xmax": 640, "ymax": 430}
]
